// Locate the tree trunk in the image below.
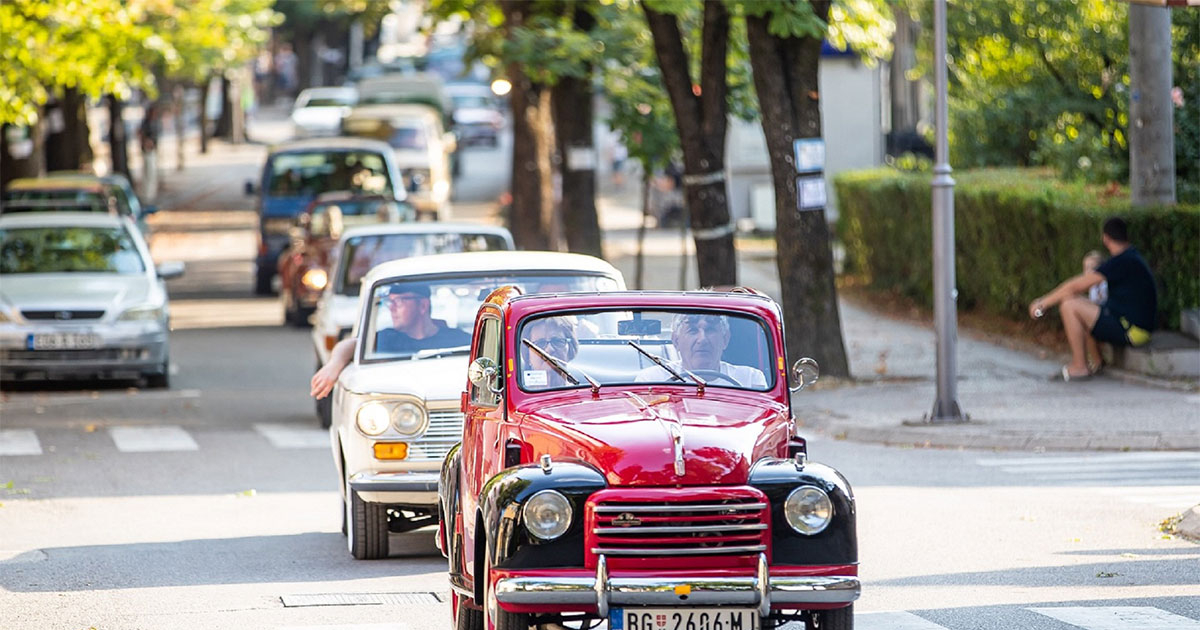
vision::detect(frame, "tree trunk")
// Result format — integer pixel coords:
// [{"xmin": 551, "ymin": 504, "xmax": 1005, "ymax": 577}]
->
[
  {"xmin": 45, "ymin": 88, "xmax": 90, "ymax": 172},
  {"xmin": 501, "ymin": 0, "xmax": 552, "ymax": 250},
  {"xmin": 636, "ymin": 169, "xmax": 651, "ymax": 289},
  {"xmin": 173, "ymin": 84, "xmax": 186, "ymax": 171},
  {"xmin": 214, "ymin": 75, "xmax": 234, "ymax": 139},
  {"xmin": 552, "ymin": 75, "xmax": 602, "ymax": 257},
  {"xmin": 1129, "ymin": 4, "xmax": 1175, "ymax": 206},
  {"xmin": 199, "ymin": 77, "xmax": 211, "ymax": 154},
  {"xmin": 644, "ymin": 2, "xmax": 736, "ymax": 288},
  {"xmin": 745, "ymin": 9, "xmax": 850, "ymax": 378},
  {"xmin": 108, "ymin": 95, "xmax": 130, "ymax": 179}
]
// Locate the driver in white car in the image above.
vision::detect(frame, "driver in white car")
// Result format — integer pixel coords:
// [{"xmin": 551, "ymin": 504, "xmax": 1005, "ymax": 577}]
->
[{"xmin": 634, "ymin": 313, "xmax": 767, "ymax": 388}]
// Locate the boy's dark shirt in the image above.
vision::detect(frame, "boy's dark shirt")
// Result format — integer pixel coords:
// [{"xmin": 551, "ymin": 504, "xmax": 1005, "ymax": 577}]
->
[
  {"xmin": 1095, "ymin": 247, "xmax": 1157, "ymax": 331},
  {"xmin": 376, "ymin": 320, "xmax": 471, "ymax": 354}
]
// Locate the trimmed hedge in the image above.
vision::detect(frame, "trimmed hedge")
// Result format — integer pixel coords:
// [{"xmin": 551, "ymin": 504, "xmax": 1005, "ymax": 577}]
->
[{"xmin": 834, "ymin": 168, "xmax": 1200, "ymax": 330}]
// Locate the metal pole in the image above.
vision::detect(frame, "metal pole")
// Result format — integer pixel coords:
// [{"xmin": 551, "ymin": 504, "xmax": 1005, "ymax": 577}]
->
[
  {"xmin": 1129, "ymin": 3, "xmax": 1176, "ymax": 206},
  {"xmin": 929, "ymin": 0, "xmax": 964, "ymax": 423}
]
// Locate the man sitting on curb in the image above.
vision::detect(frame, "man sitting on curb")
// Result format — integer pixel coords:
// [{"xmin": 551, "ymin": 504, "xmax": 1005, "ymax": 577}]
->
[{"xmin": 1029, "ymin": 216, "xmax": 1157, "ymax": 381}]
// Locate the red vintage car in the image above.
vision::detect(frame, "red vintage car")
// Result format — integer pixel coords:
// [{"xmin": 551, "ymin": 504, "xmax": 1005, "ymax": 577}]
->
[{"xmin": 439, "ymin": 290, "xmax": 858, "ymax": 630}]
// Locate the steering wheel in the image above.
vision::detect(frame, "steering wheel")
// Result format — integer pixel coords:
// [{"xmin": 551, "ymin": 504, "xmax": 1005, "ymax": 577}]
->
[{"xmin": 683, "ymin": 369, "xmax": 741, "ymax": 387}]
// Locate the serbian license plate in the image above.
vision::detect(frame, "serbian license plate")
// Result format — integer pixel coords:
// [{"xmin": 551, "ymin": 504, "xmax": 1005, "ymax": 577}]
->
[
  {"xmin": 611, "ymin": 608, "xmax": 759, "ymax": 630},
  {"xmin": 27, "ymin": 333, "xmax": 102, "ymax": 350}
]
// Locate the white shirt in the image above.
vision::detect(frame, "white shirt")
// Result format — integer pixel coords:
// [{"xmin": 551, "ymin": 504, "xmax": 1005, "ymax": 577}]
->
[{"xmin": 635, "ymin": 360, "xmax": 768, "ymax": 389}]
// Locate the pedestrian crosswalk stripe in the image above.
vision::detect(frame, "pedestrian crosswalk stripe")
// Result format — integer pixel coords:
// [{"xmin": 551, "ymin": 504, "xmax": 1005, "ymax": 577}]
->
[
  {"xmin": 0, "ymin": 429, "xmax": 41, "ymax": 456},
  {"xmin": 1030, "ymin": 606, "xmax": 1200, "ymax": 629},
  {"xmin": 254, "ymin": 423, "xmax": 328, "ymax": 449},
  {"xmin": 855, "ymin": 611, "xmax": 947, "ymax": 629},
  {"xmin": 109, "ymin": 426, "xmax": 198, "ymax": 452}
]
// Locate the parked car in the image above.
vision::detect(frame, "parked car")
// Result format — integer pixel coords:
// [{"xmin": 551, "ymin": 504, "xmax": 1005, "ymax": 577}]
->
[
  {"xmin": 2, "ymin": 174, "xmax": 157, "ymax": 235},
  {"xmin": 330, "ymin": 251, "xmax": 625, "ymax": 559},
  {"xmin": 277, "ymin": 192, "xmax": 407, "ymax": 326},
  {"xmin": 446, "ymin": 82, "xmax": 505, "ymax": 148},
  {"xmin": 439, "ymin": 290, "xmax": 858, "ymax": 630},
  {"xmin": 311, "ymin": 225, "xmax": 516, "ymax": 426},
  {"xmin": 0, "ymin": 212, "xmax": 184, "ymax": 386},
  {"xmin": 341, "ymin": 104, "xmax": 455, "ymax": 220},
  {"xmin": 245, "ymin": 137, "xmax": 413, "ymax": 295},
  {"xmin": 291, "ymin": 86, "xmax": 357, "ymax": 138},
  {"xmin": 355, "ymin": 72, "xmax": 461, "ymax": 180}
]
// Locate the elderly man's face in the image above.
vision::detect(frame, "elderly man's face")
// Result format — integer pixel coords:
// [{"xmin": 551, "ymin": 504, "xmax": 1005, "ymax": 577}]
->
[
  {"xmin": 673, "ymin": 316, "xmax": 728, "ymax": 370},
  {"xmin": 386, "ymin": 292, "xmax": 428, "ymax": 333}
]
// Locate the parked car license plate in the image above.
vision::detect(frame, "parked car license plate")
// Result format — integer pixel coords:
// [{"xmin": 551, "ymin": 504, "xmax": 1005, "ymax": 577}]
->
[
  {"xmin": 27, "ymin": 333, "xmax": 102, "ymax": 350},
  {"xmin": 611, "ymin": 608, "xmax": 758, "ymax": 630}
]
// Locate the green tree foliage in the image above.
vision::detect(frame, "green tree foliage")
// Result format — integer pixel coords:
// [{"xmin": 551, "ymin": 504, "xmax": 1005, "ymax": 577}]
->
[{"xmin": 1172, "ymin": 8, "xmax": 1199, "ymax": 203}]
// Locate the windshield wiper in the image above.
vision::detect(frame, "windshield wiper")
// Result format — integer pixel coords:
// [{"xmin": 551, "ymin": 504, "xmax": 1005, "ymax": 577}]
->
[
  {"xmin": 412, "ymin": 345, "xmax": 471, "ymax": 360},
  {"xmin": 522, "ymin": 339, "xmax": 600, "ymax": 395},
  {"xmin": 627, "ymin": 340, "xmax": 706, "ymax": 394}
]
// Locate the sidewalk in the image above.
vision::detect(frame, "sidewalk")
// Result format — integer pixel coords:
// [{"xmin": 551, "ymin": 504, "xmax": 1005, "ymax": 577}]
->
[{"xmin": 596, "ymin": 182, "xmax": 1200, "ymax": 453}]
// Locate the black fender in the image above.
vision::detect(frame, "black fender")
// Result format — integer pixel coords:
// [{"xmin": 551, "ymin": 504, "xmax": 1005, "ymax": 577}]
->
[
  {"xmin": 478, "ymin": 460, "xmax": 607, "ymax": 571},
  {"xmin": 748, "ymin": 457, "xmax": 857, "ymax": 566},
  {"xmin": 440, "ymin": 443, "xmax": 463, "ymax": 569}
]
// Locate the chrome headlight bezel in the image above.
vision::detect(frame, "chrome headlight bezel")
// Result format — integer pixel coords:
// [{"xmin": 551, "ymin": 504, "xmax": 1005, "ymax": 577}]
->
[
  {"xmin": 783, "ymin": 485, "xmax": 833, "ymax": 535},
  {"xmin": 522, "ymin": 489, "xmax": 573, "ymax": 541}
]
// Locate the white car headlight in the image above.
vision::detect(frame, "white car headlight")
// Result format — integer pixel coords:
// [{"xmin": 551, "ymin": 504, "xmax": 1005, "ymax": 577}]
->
[
  {"xmin": 0, "ymin": 309, "xmax": 13, "ymax": 323},
  {"xmin": 355, "ymin": 402, "xmax": 391, "ymax": 436},
  {"xmin": 301, "ymin": 268, "xmax": 328, "ymax": 291},
  {"xmin": 522, "ymin": 490, "xmax": 572, "ymax": 540},
  {"xmin": 118, "ymin": 305, "xmax": 165, "ymax": 321},
  {"xmin": 391, "ymin": 402, "xmax": 426, "ymax": 435},
  {"xmin": 784, "ymin": 486, "xmax": 833, "ymax": 535}
]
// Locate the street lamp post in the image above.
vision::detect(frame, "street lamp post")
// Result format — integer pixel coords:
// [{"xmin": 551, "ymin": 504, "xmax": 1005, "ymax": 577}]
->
[{"xmin": 929, "ymin": 0, "xmax": 965, "ymax": 423}]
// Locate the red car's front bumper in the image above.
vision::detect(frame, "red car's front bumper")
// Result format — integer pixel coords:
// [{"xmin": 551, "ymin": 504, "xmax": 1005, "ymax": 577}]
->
[{"xmin": 492, "ymin": 554, "xmax": 858, "ymax": 616}]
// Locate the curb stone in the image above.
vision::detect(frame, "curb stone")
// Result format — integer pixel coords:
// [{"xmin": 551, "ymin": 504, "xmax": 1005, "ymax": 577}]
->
[{"xmin": 1174, "ymin": 505, "xmax": 1200, "ymax": 542}]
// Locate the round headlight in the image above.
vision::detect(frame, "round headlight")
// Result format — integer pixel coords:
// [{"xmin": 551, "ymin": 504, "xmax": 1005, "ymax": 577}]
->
[
  {"xmin": 355, "ymin": 402, "xmax": 390, "ymax": 436},
  {"xmin": 784, "ymin": 486, "xmax": 833, "ymax": 535},
  {"xmin": 301, "ymin": 268, "xmax": 328, "ymax": 291},
  {"xmin": 392, "ymin": 402, "xmax": 425, "ymax": 435},
  {"xmin": 522, "ymin": 490, "xmax": 573, "ymax": 540}
]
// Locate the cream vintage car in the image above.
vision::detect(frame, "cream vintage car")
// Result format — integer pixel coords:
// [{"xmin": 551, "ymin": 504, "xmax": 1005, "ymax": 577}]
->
[{"xmin": 330, "ymin": 251, "xmax": 625, "ymax": 559}]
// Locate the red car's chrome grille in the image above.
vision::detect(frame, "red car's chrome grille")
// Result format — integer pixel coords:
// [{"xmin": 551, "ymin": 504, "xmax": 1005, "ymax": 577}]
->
[{"xmin": 585, "ymin": 487, "xmax": 770, "ymax": 570}]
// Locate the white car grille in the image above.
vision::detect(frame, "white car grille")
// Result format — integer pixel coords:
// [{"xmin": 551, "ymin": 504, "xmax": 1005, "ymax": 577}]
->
[{"xmin": 408, "ymin": 408, "xmax": 463, "ymax": 461}]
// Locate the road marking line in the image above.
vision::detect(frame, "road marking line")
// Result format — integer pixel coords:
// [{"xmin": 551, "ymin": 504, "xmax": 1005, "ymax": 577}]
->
[
  {"xmin": 255, "ymin": 423, "xmax": 329, "ymax": 449},
  {"xmin": 977, "ymin": 453, "xmax": 1200, "ymax": 466},
  {"xmin": 0, "ymin": 429, "xmax": 41, "ymax": 456},
  {"xmin": 109, "ymin": 426, "xmax": 198, "ymax": 452},
  {"xmin": 993, "ymin": 462, "xmax": 1200, "ymax": 474},
  {"xmin": 855, "ymin": 611, "xmax": 948, "ymax": 629},
  {"xmin": 1030, "ymin": 606, "xmax": 1200, "ymax": 629},
  {"xmin": 278, "ymin": 625, "xmax": 407, "ymax": 630}
]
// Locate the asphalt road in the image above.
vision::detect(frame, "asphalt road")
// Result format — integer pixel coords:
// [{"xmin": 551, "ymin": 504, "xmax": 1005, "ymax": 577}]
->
[{"xmin": 1, "ymin": 115, "xmax": 1197, "ymax": 630}]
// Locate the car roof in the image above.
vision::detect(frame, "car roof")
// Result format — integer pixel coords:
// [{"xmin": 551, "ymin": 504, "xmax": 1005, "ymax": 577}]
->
[
  {"xmin": 0, "ymin": 211, "xmax": 128, "ymax": 229},
  {"xmin": 361, "ymin": 251, "xmax": 621, "ymax": 287},
  {"xmin": 445, "ymin": 83, "xmax": 494, "ymax": 96},
  {"xmin": 267, "ymin": 136, "xmax": 394, "ymax": 155},
  {"xmin": 298, "ymin": 86, "xmax": 357, "ymax": 98},
  {"xmin": 345, "ymin": 104, "xmax": 441, "ymax": 122},
  {"xmin": 338, "ymin": 222, "xmax": 514, "ymax": 241},
  {"xmin": 503, "ymin": 290, "xmax": 781, "ymax": 320},
  {"xmin": 5, "ymin": 177, "xmax": 107, "ymax": 192}
]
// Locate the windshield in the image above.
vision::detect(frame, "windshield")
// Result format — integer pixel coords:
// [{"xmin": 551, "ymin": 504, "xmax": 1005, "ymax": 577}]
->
[
  {"xmin": 1, "ymin": 226, "xmax": 145, "ymax": 274},
  {"xmin": 518, "ymin": 309, "xmax": 775, "ymax": 392},
  {"xmin": 452, "ymin": 95, "xmax": 492, "ymax": 109},
  {"xmin": 360, "ymin": 274, "xmax": 619, "ymax": 362},
  {"xmin": 302, "ymin": 96, "xmax": 354, "ymax": 108},
  {"xmin": 336, "ymin": 232, "xmax": 513, "ymax": 296},
  {"xmin": 2, "ymin": 189, "xmax": 112, "ymax": 214},
  {"xmin": 266, "ymin": 150, "xmax": 392, "ymax": 197},
  {"xmin": 389, "ymin": 126, "xmax": 428, "ymax": 150}
]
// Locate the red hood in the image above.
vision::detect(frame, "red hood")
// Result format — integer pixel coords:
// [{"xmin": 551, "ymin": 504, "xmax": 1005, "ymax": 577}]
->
[{"xmin": 517, "ymin": 392, "xmax": 790, "ymax": 486}]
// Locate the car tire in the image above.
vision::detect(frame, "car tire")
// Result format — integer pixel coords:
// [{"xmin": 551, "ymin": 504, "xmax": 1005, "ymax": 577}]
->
[
  {"xmin": 806, "ymin": 605, "xmax": 852, "ymax": 630},
  {"xmin": 454, "ymin": 591, "xmax": 483, "ymax": 630},
  {"xmin": 254, "ymin": 269, "xmax": 274, "ymax": 296},
  {"xmin": 144, "ymin": 358, "xmax": 170, "ymax": 389},
  {"xmin": 484, "ymin": 545, "xmax": 531, "ymax": 630},
  {"xmin": 346, "ymin": 487, "xmax": 389, "ymax": 559}
]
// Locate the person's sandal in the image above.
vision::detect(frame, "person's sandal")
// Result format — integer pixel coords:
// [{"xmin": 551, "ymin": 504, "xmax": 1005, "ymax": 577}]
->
[{"xmin": 1060, "ymin": 365, "xmax": 1093, "ymax": 382}]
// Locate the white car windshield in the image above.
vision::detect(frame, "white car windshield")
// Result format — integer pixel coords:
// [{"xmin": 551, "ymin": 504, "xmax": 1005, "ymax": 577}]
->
[
  {"xmin": 360, "ymin": 274, "xmax": 619, "ymax": 362},
  {"xmin": 0, "ymin": 226, "xmax": 145, "ymax": 274},
  {"xmin": 517, "ymin": 309, "xmax": 776, "ymax": 392},
  {"xmin": 336, "ymin": 232, "xmax": 513, "ymax": 296}
]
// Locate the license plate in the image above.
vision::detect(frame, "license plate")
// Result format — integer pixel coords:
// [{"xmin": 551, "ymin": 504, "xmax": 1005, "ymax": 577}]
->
[
  {"xmin": 27, "ymin": 333, "xmax": 102, "ymax": 350},
  {"xmin": 611, "ymin": 608, "xmax": 758, "ymax": 630}
]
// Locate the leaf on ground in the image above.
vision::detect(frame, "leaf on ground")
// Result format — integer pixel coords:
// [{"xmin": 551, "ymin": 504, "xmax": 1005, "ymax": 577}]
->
[
  {"xmin": 84, "ymin": 424, "xmax": 98, "ymax": 433},
  {"xmin": 2, "ymin": 481, "xmax": 12, "ymax": 489},
  {"xmin": 237, "ymin": 489, "xmax": 256, "ymax": 497}
]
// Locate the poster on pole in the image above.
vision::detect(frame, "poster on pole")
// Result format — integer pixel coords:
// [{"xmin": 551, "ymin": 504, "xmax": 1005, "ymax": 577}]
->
[
  {"xmin": 793, "ymin": 138, "xmax": 825, "ymax": 173},
  {"xmin": 796, "ymin": 176, "xmax": 826, "ymax": 211}
]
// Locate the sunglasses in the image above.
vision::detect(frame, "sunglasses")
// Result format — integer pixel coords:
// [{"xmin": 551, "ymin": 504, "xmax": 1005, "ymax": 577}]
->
[{"xmin": 531, "ymin": 337, "xmax": 571, "ymax": 350}]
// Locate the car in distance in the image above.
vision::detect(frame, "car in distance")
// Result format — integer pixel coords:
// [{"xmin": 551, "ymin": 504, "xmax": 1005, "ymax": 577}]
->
[
  {"xmin": 291, "ymin": 86, "xmax": 358, "ymax": 138},
  {"xmin": 0, "ymin": 212, "xmax": 184, "ymax": 387},
  {"xmin": 277, "ymin": 192, "xmax": 406, "ymax": 326},
  {"xmin": 245, "ymin": 137, "xmax": 413, "ymax": 295},
  {"xmin": 330, "ymin": 251, "xmax": 625, "ymax": 559},
  {"xmin": 311, "ymin": 225, "xmax": 515, "ymax": 427},
  {"xmin": 2, "ymin": 174, "xmax": 158, "ymax": 235},
  {"xmin": 440, "ymin": 290, "xmax": 857, "ymax": 630},
  {"xmin": 446, "ymin": 82, "xmax": 505, "ymax": 148}
]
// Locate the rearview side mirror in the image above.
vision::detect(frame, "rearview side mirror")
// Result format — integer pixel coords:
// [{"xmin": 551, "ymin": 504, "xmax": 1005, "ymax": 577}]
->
[
  {"xmin": 790, "ymin": 357, "xmax": 820, "ymax": 393},
  {"xmin": 244, "ymin": 180, "xmax": 256, "ymax": 196},
  {"xmin": 468, "ymin": 357, "xmax": 503, "ymax": 395},
  {"xmin": 156, "ymin": 261, "xmax": 185, "ymax": 280}
]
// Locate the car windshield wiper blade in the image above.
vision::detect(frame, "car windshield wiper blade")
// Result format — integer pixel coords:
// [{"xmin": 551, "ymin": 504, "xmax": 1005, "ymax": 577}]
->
[
  {"xmin": 522, "ymin": 338, "xmax": 601, "ymax": 394},
  {"xmin": 412, "ymin": 345, "xmax": 471, "ymax": 360},
  {"xmin": 626, "ymin": 340, "xmax": 706, "ymax": 393}
]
